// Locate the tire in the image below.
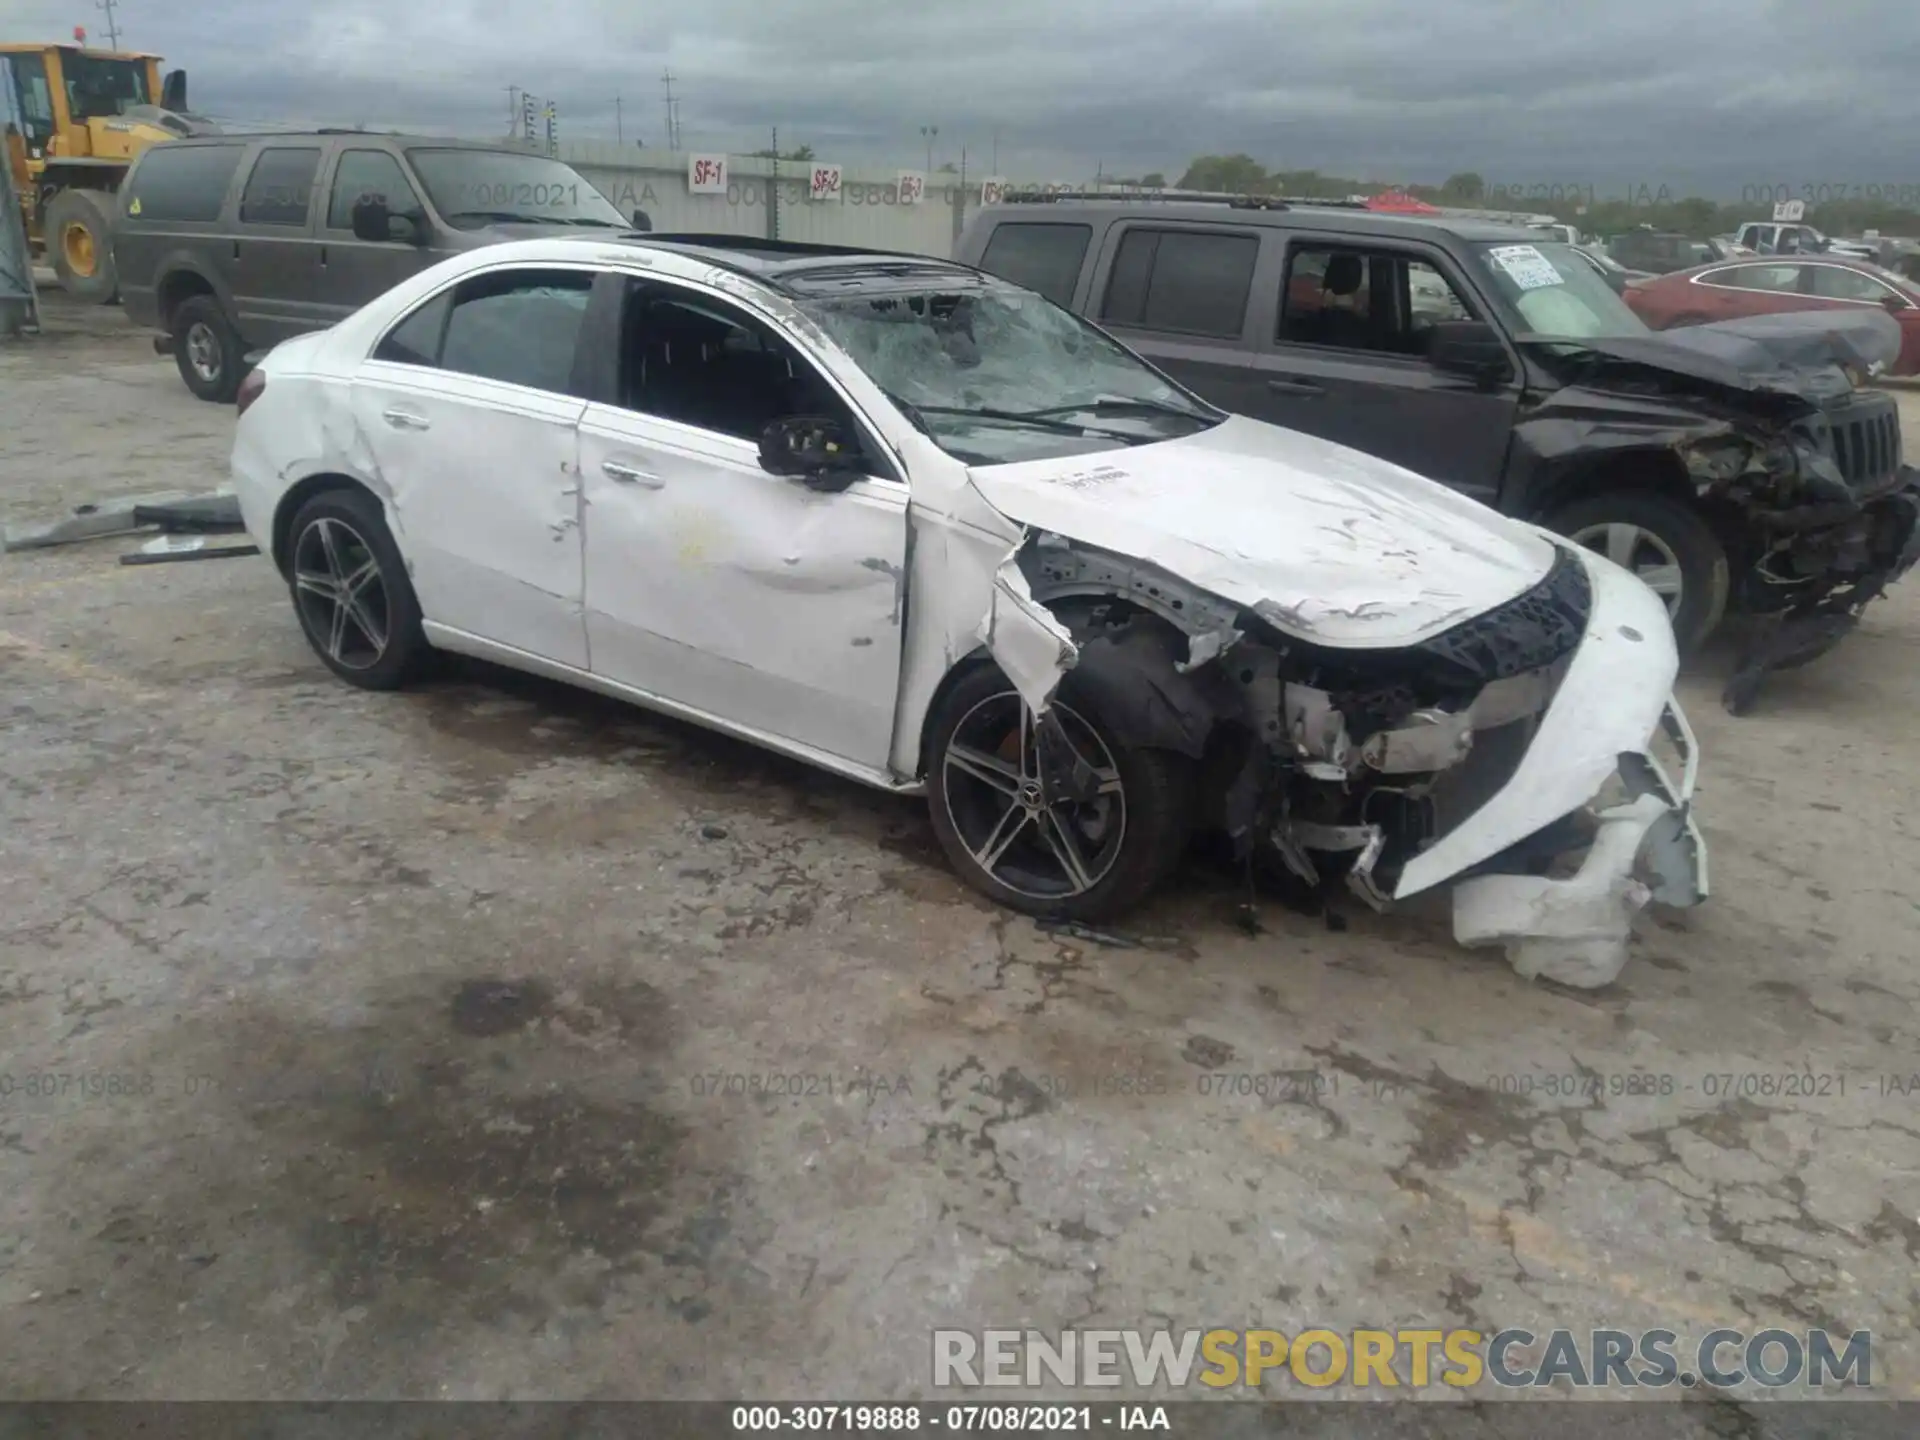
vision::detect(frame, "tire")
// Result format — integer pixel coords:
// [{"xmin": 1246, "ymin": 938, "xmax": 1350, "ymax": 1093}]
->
[
  {"xmin": 286, "ymin": 488, "xmax": 428, "ymax": 691},
  {"xmin": 170, "ymin": 295, "xmax": 245, "ymax": 403},
  {"xmin": 924, "ymin": 662, "xmax": 1194, "ymax": 923},
  {"xmin": 43, "ymin": 188, "xmax": 119, "ymax": 304},
  {"xmin": 1546, "ymin": 490, "xmax": 1731, "ymax": 654}
]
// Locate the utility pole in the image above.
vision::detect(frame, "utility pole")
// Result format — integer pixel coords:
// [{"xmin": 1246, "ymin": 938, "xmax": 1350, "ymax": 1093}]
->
[
  {"xmin": 96, "ymin": 0, "xmax": 122, "ymax": 50},
  {"xmin": 991, "ymin": 129, "xmax": 1000, "ymax": 174},
  {"xmin": 506, "ymin": 85, "xmax": 520, "ymax": 138},
  {"xmin": 614, "ymin": 94, "xmax": 623, "ymax": 144},
  {"xmin": 920, "ymin": 124, "xmax": 938, "ymax": 174},
  {"xmin": 661, "ymin": 70, "xmax": 679, "ymax": 150}
]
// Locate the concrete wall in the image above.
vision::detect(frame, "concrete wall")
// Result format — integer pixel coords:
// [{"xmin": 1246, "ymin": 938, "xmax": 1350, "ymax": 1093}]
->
[{"xmin": 558, "ymin": 143, "xmax": 985, "ymax": 257}]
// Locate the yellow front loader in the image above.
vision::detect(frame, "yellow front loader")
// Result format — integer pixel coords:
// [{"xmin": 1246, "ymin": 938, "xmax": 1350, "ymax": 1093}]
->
[{"xmin": 3, "ymin": 42, "xmax": 211, "ymax": 303}]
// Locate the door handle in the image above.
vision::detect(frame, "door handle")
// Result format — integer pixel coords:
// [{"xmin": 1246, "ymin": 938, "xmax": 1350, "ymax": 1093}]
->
[
  {"xmin": 602, "ymin": 460, "xmax": 663, "ymax": 488},
  {"xmin": 1266, "ymin": 378, "xmax": 1325, "ymax": 397},
  {"xmin": 381, "ymin": 407, "xmax": 431, "ymax": 431}
]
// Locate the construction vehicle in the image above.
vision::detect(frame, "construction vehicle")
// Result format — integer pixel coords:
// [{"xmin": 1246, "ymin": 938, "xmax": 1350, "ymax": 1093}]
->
[{"xmin": 2, "ymin": 38, "xmax": 212, "ymax": 303}]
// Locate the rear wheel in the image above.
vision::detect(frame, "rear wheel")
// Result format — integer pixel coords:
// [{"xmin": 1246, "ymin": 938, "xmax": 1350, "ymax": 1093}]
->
[
  {"xmin": 287, "ymin": 488, "xmax": 428, "ymax": 690},
  {"xmin": 925, "ymin": 663, "xmax": 1193, "ymax": 922},
  {"xmin": 1547, "ymin": 490, "xmax": 1731, "ymax": 654},
  {"xmin": 170, "ymin": 295, "xmax": 245, "ymax": 403},
  {"xmin": 43, "ymin": 188, "xmax": 120, "ymax": 304}
]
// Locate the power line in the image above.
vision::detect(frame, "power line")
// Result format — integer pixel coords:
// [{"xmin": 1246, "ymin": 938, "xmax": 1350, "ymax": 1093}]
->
[{"xmin": 97, "ymin": 0, "xmax": 123, "ymax": 50}]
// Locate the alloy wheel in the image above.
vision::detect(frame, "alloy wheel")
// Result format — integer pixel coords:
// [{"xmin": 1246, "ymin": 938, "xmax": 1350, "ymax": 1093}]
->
[
  {"xmin": 941, "ymin": 692, "xmax": 1127, "ymax": 901},
  {"xmin": 293, "ymin": 517, "xmax": 391, "ymax": 670},
  {"xmin": 1570, "ymin": 521, "xmax": 1684, "ymax": 618}
]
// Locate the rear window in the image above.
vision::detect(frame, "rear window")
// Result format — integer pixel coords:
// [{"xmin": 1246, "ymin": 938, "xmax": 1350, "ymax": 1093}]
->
[
  {"xmin": 124, "ymin": 144, "xmax": 245, "ymax": 223},
  {"xmin": 976, "ymin": 223, "xmax": 1092, "ymax": 307},
  {"xmin": 1100, "ymin": 228, "xmax": 1257, "ymax": 339},
  {"xmin": 239, "ymin": 147, "xmax": 323, "ymax": 227}
]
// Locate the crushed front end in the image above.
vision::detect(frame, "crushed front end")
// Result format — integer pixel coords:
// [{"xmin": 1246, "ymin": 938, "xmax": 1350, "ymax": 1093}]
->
[
  {"xmin": 1020, "ymin": 537, "xmax": 1707, "ymax": 989},
  {"xmin": 1697, "ymin": 386, "xmax": 1920, "ymax": 712}
]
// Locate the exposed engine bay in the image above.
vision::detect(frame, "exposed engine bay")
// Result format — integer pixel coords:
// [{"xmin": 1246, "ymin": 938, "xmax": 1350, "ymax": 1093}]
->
[{"xmin": 1013, "ymin": 534, "xmax": 1707, "ymax": 989}]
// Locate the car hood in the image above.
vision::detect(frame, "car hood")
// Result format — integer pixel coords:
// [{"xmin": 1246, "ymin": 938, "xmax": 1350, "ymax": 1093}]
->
[
  {"xmin": 1523, "ymin": 310, "xmax": 1901, "ymax": 404},
  {"xmin": 964, "ymin": 415, "xmax": 1559, "ymax": 648}
]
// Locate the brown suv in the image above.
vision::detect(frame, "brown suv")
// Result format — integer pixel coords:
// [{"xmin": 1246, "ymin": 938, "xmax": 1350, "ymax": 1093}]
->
[{"xmin": 113, "ymin": 132, "xmax": 634, "ymax": 400}]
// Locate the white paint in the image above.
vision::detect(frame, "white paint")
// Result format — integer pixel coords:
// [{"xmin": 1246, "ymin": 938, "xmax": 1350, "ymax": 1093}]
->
[
  {"xmin": 967, "ymin": 414, "xmax": 1557, "ymax": 647},
  {"xmin": 977, "ymin": 553, "xmax": 1077, "ymax": 714},
  {"xmin": 1395, "ymin": 546, "xmax": 1678, "ymax": 898}
]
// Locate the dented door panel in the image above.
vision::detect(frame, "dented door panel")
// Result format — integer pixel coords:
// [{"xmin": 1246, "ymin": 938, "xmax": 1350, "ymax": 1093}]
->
[
  {"xmin": 577, "ymin": 403, "xmax": 910, "ymax": 770},
  {"xmin": 348, "ymin": 364, "xmax": 588, "ymax": 667}
]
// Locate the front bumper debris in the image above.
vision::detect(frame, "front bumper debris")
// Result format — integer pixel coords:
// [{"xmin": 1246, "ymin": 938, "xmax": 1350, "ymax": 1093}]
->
[{"xmin": 1451, "ymin": 701, "xmax": 1707, "ymax": 988}]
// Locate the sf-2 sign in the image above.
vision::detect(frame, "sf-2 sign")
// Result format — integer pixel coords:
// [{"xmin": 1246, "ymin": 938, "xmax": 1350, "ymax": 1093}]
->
[{"xmin": 810, "ymin": 165, "xmax": 844, "ymax": 202}]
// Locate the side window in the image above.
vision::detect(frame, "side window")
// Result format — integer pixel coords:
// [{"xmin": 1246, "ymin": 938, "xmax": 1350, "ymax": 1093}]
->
[
  {"xmin": 327, "ymin": 149, "xmax": 422, "ymax": 231},
  {"xmin": 1809, "ymin": 266, "xmax": 1890, "ymax": 302},
  {"xmin": 239, "ymin": 147, "xmax": 323, "ymax": 226},
  {"xmin": 437, "ymin": 270, "xmax": 593, "ymax": 392},
  {"xmin": 123, "ymin": 144, "xmax": 245, "ymax": 222},
  {"xmin": 1278, "ymin": 245, "xmax": 1475, "ymax": 357},
  {"xmin": 1716, "ymin": 264, "xmax": 1800, "ymax": 293},
  {"xmin": 977, "ymin": 223, "xmax": 1091, "ymax": 307},
  {"xmin": 4, "ymin": 53, "xmax": 55, "ymax": 145},
  {"xmin": 620, "ymin": 284, "xmax": 858, "ymax": 446},
  {"xmin": 374, "ymin": 291, "xmax": 452, "ymax": 367},
  {"xmin": 1100, "ymin": 229, "xmax": 1257, "ymax": 339}
]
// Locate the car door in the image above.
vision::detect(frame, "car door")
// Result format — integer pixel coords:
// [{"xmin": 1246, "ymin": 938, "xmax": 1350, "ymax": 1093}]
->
[
  {"xmin": 228, "ymin": 143, "xmax": 327, "ymax": 344},
  {"xmin": 1083, "ymin": 222, "xmax": 1276, "ymax": 418},
  {"xmin": 1249, "ymin": 237, "xmax": 1518, "ymax": 504},
  {"xmin": 573, "ymin": 276, "xmax": 910, "ymax": 770},
  {"xmin": 314, "ymin": 146, "xmax": 438, "ymax": 323},
  {"xmin": 347, "ymin": 264, "xmax": 594, "ymax": 667}
]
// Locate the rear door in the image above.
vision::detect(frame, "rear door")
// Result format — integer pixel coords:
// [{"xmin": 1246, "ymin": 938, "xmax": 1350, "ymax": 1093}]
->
[
  {"xmin": 970, "ymin": 219, "xmax": 1098, "ymax": 307},
  {"xmin": 1082, "ymin": 221, "xmax": 1274, "ymax": 417},
  {"xmin": 347, "ymin": 264, "xmax": 595, "ymax": 666},
  {"xmin": 1248, "ymin": 236, "xmax": 1518, "ymax": 503},
  {"xmin": 228, "ymin": 143, "xmax": 327, "ymax": 344},
  {"xmin": 314, "ymin": 146, "xmax": 438, "ymax": 323}
]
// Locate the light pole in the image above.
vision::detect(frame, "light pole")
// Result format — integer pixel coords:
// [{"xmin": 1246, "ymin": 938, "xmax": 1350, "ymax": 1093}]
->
[{"xmin": 920, "ymin": 125, "xmax": 938, "ymax": 174}]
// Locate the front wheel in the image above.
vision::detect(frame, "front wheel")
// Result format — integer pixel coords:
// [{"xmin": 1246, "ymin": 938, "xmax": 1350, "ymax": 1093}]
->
[
  {"xmin": 1547, "ymin": 490, "xmax": 1731, "ymax": 654},
  {"xmin": 43, "ymin": 188, "xmax": 119, "ymax": 304},
  {"xmin": 924, "ymin": 664, "xmax": 1193, "ymax": 922}
]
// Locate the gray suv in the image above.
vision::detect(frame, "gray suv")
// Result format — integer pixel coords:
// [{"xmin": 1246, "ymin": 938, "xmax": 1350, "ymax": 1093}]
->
[
  {"xmin": 957, "ymin": 195, "xmax": 1918, "ymax": 708},
  {"xmin": 113, "ymin": 133, "xmax": 636, "ymax": 401}
]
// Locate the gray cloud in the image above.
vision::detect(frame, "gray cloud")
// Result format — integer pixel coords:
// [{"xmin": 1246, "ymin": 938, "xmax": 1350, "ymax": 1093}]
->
[{"xmin": 14, "ymin": 0, "xmax": 1920, "ymax": 195}]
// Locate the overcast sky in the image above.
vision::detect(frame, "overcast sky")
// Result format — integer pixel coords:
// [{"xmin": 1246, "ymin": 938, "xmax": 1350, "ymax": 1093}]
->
[{"xmin": 16, "ymin": 0, "xmax": 1920, "ymax": 195}]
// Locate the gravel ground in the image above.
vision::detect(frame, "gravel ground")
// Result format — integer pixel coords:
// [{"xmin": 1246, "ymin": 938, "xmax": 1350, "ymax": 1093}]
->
[{"xmin": 3, "ymin": 293, "xmax": 1919, "ymax": 1417}]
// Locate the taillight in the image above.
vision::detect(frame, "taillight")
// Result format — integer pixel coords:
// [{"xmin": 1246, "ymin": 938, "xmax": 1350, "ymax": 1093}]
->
[{"xmin": 236, "ymin": 368, "xmax": 267, "ymax": 417}]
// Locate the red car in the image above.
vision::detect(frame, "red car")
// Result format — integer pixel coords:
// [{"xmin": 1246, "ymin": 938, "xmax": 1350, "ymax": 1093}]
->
[{"xmin": 1625, "ymin": 254, "xmax": 1920, "ymax": 374}]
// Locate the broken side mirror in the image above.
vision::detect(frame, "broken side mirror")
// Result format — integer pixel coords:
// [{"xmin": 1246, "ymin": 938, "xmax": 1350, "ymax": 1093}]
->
[
  {"xmin": 630, "ymin": 208, "xmax": 652, "ymax": 232},
  {"xmin": 1428, "ymin": 319, "xmax": 1511, "ymax": 383},
  {"xmin": 758, "ymin": 416, "xmax": 864, "ymax": 492}
]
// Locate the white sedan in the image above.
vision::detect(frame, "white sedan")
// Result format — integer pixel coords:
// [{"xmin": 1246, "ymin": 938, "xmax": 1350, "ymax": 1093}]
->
[{"xmin": 232, "ymin": 235, "xmax": 1706, "ymax": 987}]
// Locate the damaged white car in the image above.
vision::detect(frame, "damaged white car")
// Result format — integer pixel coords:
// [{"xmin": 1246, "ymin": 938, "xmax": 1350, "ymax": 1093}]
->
[{"xmin": 231, "ymin": 236, "xmax": 1707, "ymax": 987}]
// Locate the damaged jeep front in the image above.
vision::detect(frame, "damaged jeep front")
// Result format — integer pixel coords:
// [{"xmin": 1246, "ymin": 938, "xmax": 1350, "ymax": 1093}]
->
[
  {"xmin": 1510, "ymin": 311, "xmax": 1920, "ymax": 712},
  {"xmin": 997, "ymin": 533, "xmax": 1707, "ymax": 989}
]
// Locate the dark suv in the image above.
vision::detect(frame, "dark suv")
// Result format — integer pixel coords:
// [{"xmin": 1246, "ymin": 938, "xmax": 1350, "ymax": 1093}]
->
[
  {"xmin": 956, "ymin": 196, "xmax": 1920, "ymax": 708},
  {"xmin": 113, "ymin": 132, "xmax": 635, "ymax": 401}
]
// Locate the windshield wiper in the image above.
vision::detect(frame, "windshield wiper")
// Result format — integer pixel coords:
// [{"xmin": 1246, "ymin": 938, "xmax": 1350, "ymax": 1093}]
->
[
  {"xmin": 1017, "ymin": 397, "xmax": 1215, "ymax": 424},
  {"xmin": 443, "ymin": 210, "xmax": 570, "ymax": 226},
  {"xmin": 902, "ymin": 403, "xmax": 1142, "ymax": 442}
]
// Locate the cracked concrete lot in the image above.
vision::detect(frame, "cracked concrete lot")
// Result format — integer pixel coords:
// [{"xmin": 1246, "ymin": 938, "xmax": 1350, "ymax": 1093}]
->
[{"xmin": 3, "ymin": 294, "xmax": 1919, "ymax": 1407}]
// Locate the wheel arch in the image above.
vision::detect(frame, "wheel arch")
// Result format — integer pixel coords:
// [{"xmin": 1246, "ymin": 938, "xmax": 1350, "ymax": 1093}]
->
[
  {"xmin": 271, "ymin": 473, "xmax": 382, "ymax": 578},
  {"xmin": 1520, "ymin": 445, "xmax": 1698, "ymax": 524},
  {"xmin": 157, "ymin": 265, "xmax": 221, "ymax": 329}
]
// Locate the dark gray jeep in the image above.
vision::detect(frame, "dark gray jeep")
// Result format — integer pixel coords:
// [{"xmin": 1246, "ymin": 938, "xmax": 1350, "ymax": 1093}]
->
[
  {"xmin": 113, "ymin": 133, "xmax": 638, "ymax": 402},
  {"xmin": 958, "ymin": 194, "xmax": 1920, "ymax": 710}
]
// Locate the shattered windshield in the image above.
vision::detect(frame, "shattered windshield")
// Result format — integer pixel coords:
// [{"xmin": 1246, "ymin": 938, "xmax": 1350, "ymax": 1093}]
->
[
  {"xmin": 791, "ymin": 275, "xmax": 1220, "ymax": 465},
  {"xmin": 1467, "ymin": 240, "xmax": 1650, "ymax": 340}
]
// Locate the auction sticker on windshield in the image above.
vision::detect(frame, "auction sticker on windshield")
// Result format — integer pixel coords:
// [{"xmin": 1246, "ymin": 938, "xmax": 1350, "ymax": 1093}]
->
[{"xmin": 1487, "ymin": 244, "xmax": 1563, "ymax": 290}]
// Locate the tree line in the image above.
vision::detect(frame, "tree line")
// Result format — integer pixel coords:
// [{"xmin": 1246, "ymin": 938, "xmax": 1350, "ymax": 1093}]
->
[{"xmin": 1132, "ymin": 155, "xmax": 1920, "ymax": 240}]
